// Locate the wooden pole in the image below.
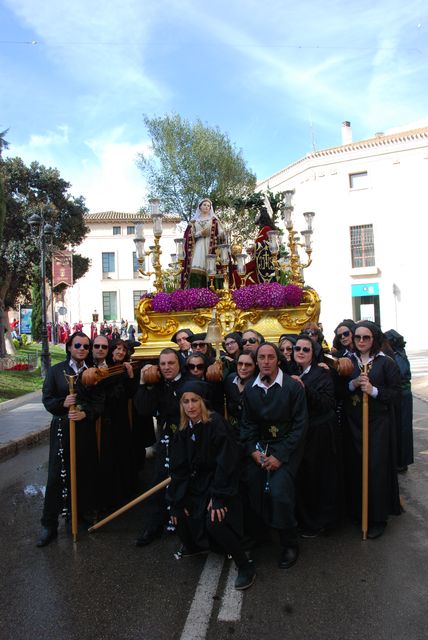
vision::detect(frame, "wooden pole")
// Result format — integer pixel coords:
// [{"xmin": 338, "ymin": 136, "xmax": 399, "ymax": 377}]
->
[
  {"xmin": 64, "ymin": 371, "xmax": 79, "ymax": 544},
  {"xmin": 362, "ymin": 364, "xmax": 369, "ymax": 540},
  {"xmin": 88, "ymin": 477, "xmax": 171, "ymax": 533}
]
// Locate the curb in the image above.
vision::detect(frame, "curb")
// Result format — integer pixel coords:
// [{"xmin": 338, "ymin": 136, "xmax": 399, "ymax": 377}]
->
[
  {"xmin": 0, "ymin": 390, "xmax": 43, "ymax": 413},
  {"xmin": 0, "ymin": 424, "xmax": 50, "ymax": 463}
]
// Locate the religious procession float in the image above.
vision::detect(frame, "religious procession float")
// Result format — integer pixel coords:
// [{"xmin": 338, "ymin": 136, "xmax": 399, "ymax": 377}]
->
[{"xmin": 132, "ymin": 190, "xmax": 320, "ymax": 358}]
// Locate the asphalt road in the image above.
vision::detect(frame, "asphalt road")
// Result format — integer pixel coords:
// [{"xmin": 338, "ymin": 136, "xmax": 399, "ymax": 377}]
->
[{"xmin": 1, "ymin": 398, "xmax": 427, "ymax": 640}]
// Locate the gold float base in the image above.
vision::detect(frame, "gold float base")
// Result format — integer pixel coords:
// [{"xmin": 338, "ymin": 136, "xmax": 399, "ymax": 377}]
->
[{"xmin": 134, "ymin": 287, "xmax": 321, "ymax": 358}]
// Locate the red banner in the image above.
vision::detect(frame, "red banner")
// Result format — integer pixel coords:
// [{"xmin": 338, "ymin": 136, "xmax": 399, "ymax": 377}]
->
[{"xmin": 52, "ymin": 251, "xmax": 73, "ymax": 287}]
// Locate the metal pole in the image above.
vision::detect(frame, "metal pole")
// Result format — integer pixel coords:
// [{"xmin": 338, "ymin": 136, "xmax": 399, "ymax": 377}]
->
[{"xmin": 40, "ymin": 224, "xmax": 51, "ymax": 378}]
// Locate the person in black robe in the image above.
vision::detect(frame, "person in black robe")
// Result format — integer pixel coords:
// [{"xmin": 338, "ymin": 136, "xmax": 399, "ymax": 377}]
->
[
  {"xmin": 96, "ymin": 339, "xmax": 139, "ymax": 513},
  {"xmin": 291, "ymin": 336, "xmax": 343, "ymax": 536},
  {"xmin": 36, "ymin": 332, "xmax": 101, "ymax": 547},
  {"xmin": 133, "ymin": 348, "xmax": 187, "ymax": 546},
  {"xmin": 384, "ymin": 329, "xmax": 414, "ymax": 472},
  {"xmin": 221, "ymin": 331, "xmax": 243, "ymax": 379},
  {"xmin": 224, "ymin": 350, "xmax": 257, "ymax": 439},
  {"xmin": 184, "ymin": 352, "xmax": 225, "ymax": 415},
  {"xmin": 344, "ymin": 321, "xmax": 401, "ymax": 539},
  {"xmin": 240, "ymin": 343, "xmax": 308, "ymax": 569},
  {"xmin": 171, "ymin": 328, "xmax": 194, "ymax": 372},
  {"xmin": 169, "ymin": 380, "xmax": 255, "ymax": 590},
  {"xmin": 278, "ymin": 334, "xmax": 299, "ymax": 375}
]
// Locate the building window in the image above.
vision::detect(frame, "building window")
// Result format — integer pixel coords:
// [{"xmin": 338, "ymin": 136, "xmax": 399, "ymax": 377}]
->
[
  {"xmin": 349, "ymin": 171, "xmax": 368, "ymax": 189},
  {"xmin": 113, "ymin": 226, "xmax": 121, "ymax": 235},
  {"xmin": 127, "ymin": 225, "xmax": 135, "ymax": 235},
  {"xmin": 102, "ymin": 252, "xmax": 115, "ymax": 273},
  {"xmin": 350, "ymin": 225, "xmax": 375, "ymax": 268},
  {"xmin": 133, "ymin": 290, "xmax": 147, "ymax": 309},
  {"xmin": 102, "ymin": 291, "xmax": 117, "ymax": 321}
]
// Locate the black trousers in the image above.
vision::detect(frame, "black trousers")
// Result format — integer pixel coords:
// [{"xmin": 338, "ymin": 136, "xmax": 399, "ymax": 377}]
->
[
  {"xmin": 41, "ymin": 417, "xmax": 97, "ymax": 528},
  {"xmin": 176, "ymin": 512, "xmax": 248, "ymax": 568}
]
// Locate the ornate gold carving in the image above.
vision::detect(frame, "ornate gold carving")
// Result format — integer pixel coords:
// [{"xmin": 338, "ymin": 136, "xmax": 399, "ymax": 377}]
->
[{"xmin": 135, "ymin": 297, "xmax": 179, "ymax": 342}]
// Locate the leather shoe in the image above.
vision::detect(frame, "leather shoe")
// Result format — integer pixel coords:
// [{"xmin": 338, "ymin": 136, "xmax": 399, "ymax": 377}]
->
[
  {"xmin": 278, "ymin": 545, "xmax": 299, "ymax": 569},
  {"xmin": 135, "ymin": 526, "xmax": 163, "ymax": 547},
  {"xmin": 367, "ymin": 521, "xmax": 386, "ymax": 539},
  {"xmin": 36, "ymin": 527, "xmax": 58, "ymax": 547},
  {"xmin": 235, "ymin": 560, "xmax": 256, "ymax": 590}
]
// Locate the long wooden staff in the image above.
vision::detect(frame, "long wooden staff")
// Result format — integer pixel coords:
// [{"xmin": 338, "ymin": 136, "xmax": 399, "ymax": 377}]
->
[
  {"xmin": 88, "ymin": 477, "xmax": 171, "ymax": 533},
  {"xmin": 362, "ymin": 364, "xmax": 369, "ymax": 540},
  {"xmin": 64, "ymin": 371, "xmax": 79, "ymax": 543}
]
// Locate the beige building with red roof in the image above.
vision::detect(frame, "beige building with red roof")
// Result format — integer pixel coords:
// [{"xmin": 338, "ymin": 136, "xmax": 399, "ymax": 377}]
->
[{"xmin": 63, "ymin": 210, "xmax": 181, "ymax": 333}]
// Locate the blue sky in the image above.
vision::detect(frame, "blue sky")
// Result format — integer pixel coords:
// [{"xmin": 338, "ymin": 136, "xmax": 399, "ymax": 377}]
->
[{"xmin": 1, "ymin": 0, "xmax": 427, "ymax": 213}]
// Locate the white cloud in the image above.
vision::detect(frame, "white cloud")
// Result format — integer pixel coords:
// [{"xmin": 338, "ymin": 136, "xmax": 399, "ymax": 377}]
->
[
  {"xmin": 80, "ymin": 130, "xmax": 151, "ymax": 212},
  {"xmin": 7, "ymin": 125, "xmax": 151, "ymax": 213}
]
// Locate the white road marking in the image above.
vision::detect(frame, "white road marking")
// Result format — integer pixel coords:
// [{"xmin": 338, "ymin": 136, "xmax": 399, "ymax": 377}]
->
[
  {"xmin": 218, "ymin": 561, "xmax": 243, "ymax": 622},
  {"xmin": 180, "ymin": 553, "xmax": 224, "ymax": 640}
]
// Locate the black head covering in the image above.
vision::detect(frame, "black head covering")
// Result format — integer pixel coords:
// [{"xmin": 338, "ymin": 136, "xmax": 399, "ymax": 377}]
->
[
  {"xmin": 334, "ymin": 319, "xmax": 357, "ymax": 335},
  {"xmin": 354, "ymin": 321, "xmax": 384, "ymax": 355},
  {"xmin": 188, "ymin": 332, "xmax": 208, "ymax": 344},
  {"xmin": 332, "ymin": 319, "xmax": 356, "ymax": 352},
  {"xmin": 384, "ymin": 329, "xmax": 406, "ymax": 350},
  {"xmin": 171, "ymin": 328, "xmax": 194, "ymax": 344},
  {"xmin": 279, "ymin": 333, "xmax": 298, "ymax": 345},
  {"xmin": 222, "ymin": 331, "xmax": 243, "ymax": 351},
  {"xmin": 178, "ymin": 380, "xmax": 210, "ymax": 401}
]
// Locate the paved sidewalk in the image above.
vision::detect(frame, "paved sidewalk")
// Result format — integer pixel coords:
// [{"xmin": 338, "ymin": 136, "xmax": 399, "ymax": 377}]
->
[{"xmin": 0, "ymin": 390, "xmax": 50, "ymax": 461}]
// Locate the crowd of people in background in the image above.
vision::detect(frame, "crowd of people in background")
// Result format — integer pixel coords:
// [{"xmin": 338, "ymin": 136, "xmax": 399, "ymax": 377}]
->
[{"xmin": 36, "ymin": 318, "xmax": 413, "ymax": 591}]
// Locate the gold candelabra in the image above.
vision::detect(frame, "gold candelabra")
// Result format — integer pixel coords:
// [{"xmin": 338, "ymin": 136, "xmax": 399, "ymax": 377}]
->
[
  {"xmin": 281, "ymin": 190, "xmax": 315, "ymax": 286},
  {"xmin": 134, "ymin": 198, "xmax": 185, "ymax": 292}
]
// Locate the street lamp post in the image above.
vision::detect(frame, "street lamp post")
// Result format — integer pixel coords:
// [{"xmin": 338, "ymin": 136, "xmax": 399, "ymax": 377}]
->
[{"xmin": 28, "ymin": 208, "xmax": 53, "ymax": 378}]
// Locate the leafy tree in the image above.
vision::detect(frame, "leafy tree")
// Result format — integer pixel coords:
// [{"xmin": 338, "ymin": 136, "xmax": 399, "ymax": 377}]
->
[
  {"xmin": 0, "ymin": 157, "xmax": 90, "ymax": 356},
  {"xmin": 138, "ymin": 113, "xmax": 256, "ymax": 222},
  {"xmin": 0, "ymin": 128, "xmax": 9, "ymax": 159}
]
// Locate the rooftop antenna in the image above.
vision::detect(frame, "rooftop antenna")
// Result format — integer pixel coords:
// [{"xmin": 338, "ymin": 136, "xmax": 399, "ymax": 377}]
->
[{"xmin": 309, "ymin": 112, "xmax": 317, "ymax": 152}]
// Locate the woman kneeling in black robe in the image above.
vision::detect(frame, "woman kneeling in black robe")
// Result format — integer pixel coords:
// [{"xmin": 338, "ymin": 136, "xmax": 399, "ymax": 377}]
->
[{"xmin": 169, "ymin": 381, "xmax": 255, "ymax": 590}]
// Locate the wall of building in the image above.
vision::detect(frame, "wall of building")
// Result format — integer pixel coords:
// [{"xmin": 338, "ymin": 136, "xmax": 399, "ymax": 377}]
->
[{"xmin": 258, "ymin": 128, "xmax": 428, "ymax": 349}]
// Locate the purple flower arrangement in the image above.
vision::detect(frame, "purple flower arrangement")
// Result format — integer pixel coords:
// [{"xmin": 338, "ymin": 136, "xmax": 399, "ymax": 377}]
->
[
  {"xmin": 232, "ymin": 283, "xmax": 303, "ymax": 310},
  {"xmin": 151, "ymin": 288, "xmax": 220, "ymax": 312},
  {"xmin": 151, "ymin": 284, "xmax": 303, "ymax": 312}
]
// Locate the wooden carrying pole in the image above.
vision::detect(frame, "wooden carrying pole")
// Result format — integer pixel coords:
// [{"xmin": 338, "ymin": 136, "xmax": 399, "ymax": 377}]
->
[
  {"xmin": 361, "ymin": 364, "xmax": 369, "ymax": 540},
  {"xmin": 88, "ymin": 477, "xmax": 171, "ymax": 533},
  {"xmin": 65, "ymin": 372, "xmax": 79, "ymax": 543}
]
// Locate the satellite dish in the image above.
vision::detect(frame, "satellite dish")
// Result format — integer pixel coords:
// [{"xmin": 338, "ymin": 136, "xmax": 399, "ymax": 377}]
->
[{"xmin": 58, "ymin": 307, "xmax": 67, "ymax": 316}]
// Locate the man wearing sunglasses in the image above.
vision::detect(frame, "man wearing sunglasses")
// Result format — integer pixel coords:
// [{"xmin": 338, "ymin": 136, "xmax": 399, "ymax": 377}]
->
[
  {"xmin": 37, "ymin": 332, "xmax": 101, "ymax": 547},
  {"xmin": 92, "ymin": 335, "xmax": 109, "ymax": 368},
  {"xmin": 241, "ymin": 342, "xmax": 308, "ymax": 570}
]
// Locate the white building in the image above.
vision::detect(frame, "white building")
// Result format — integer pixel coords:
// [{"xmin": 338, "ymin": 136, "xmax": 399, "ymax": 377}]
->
[
  {"xmin": 64, "ymin": 211, "xmax": 181, "ymax": 333},
  {"xmin": 257, "ymin": 122, "xmax": 428, "ymax": 350}
]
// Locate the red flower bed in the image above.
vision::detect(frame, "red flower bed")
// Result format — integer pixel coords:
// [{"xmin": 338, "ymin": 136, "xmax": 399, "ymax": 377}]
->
[{"xmin": 6, "ymin": 363, "xmax": 30, "ymax": 371}]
